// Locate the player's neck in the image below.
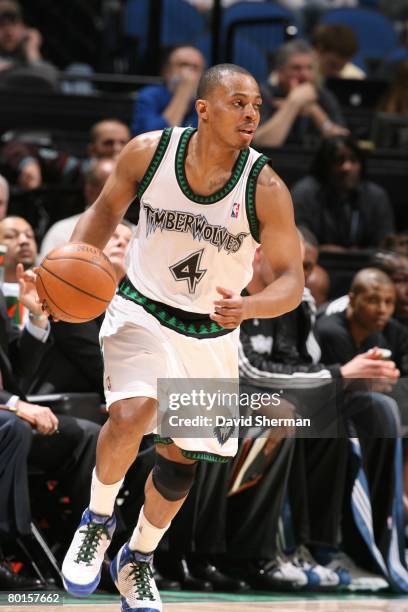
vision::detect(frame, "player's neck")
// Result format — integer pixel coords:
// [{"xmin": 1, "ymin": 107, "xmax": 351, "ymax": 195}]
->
[{"xmin": 192, "ymin": 131, "xmax": 241, "ymax": 172}]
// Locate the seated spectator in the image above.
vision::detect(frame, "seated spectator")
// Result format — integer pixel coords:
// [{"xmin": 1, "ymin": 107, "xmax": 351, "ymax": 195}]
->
[
  {"xmin": 1, "ymin": 118, "xmax": 129, "ymax": 191},
  {"xmin": 29, "ymin": 220, "xmax": 132, "ymax": 397},
  {"xmin": 311, "ymin": 23, "xmax": 365, "ymax": 80},
  {"xmin": 378, "ymin": 58, "xmax": 408, "ymax": 114},
  {"xmin": 87, "ymin": 119, "xmax": 130, "ymax": 161},
  {"xmin": 0, "ymin": 173, "xmax": 8, "ymax": 219},
  {"xmin": 254, "ymin": 39, "xmax": 348, "ymax": 148},
  {"xmin": 321, "ymin": 250, "xmax": 408, "ymax": 328},
  {"xmin": 291, "ymin": 135, "xmax": 395, "ymax": 249},
  {"xmin": 316, "ymin": 267, "xmax": 406, "ymax": 367},
  {"xmin": 299, "ymin": 225, "xmax": 330, "ymax": 306},
  {"xmin": 131, "ymin": 45, "xmax": 205, "ymax": 136},
  {"xmin": 39, "ymin": 158, "xmax": 116, "ymax": 257},
  {"xmin": 0, "ymin": 0, "xmax": 57, "ymax": 89},
  {"xmin": 0, "ymin": 279, "xmax": 100, "ymax": 573},
  {"xmin": 0, "ymin": 215, "xmax": 37, "ymax": 325},
  {"xmin": 237, "ymin": 228, "xmax": 404, "ymax": 588}
]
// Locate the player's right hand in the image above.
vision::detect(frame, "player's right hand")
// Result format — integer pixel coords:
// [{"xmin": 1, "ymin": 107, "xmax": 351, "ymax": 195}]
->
[{"xmin": 16, "ymin": 400, "xmax": 59, "ymax": 435}]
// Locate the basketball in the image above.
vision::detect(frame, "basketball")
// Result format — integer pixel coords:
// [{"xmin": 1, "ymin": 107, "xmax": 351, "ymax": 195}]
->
[{"xmin": 36, "ymin": 243, "xmax": 117, "ymax": 323}]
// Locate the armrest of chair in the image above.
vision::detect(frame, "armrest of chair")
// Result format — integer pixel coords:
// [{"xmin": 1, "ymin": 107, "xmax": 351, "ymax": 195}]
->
[{"xmin": 26, "ymin": 392, "xmax": 106, "ymax": 424}]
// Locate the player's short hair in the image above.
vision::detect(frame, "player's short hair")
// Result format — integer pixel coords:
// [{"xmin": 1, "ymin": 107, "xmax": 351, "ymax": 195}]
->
[
  {"xmin": 197, "ymin": 63, "xmax": 254, "ymax": 99},
  {"xmin": 311, "ymin": 23, "xmax": 358, "ymax": 59}
]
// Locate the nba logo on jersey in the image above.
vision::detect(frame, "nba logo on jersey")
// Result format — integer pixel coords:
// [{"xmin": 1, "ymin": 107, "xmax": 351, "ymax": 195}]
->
[{"xmin": 231, "ymin": 202, "xmax": 240, "ymax": 218}]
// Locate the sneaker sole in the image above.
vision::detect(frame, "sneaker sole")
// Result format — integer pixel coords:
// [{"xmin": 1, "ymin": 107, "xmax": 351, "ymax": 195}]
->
[{"xmin": 62, "ymin": 572, "xmax": 101, "ymax": 597}]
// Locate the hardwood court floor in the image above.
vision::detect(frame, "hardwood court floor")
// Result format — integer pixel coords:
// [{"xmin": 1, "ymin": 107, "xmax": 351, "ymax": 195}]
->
[{"xmin": 3, "ymin": 601, "xmax": 408, "ymax": 612}]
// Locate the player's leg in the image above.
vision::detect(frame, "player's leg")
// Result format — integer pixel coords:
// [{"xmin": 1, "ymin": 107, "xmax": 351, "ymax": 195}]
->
[
  {"xmin": 62, "ymin": 396, "xmax": 157, "ymax": 596},
  {"xmin": 110, "ymin": 442, "xmax": 198, "ymax": 612}
]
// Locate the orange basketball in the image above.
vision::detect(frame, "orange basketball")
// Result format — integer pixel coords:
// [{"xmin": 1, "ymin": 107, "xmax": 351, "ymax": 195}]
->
[{"xmin": 36, "ymin": 243, "xmax": 117, "ymax": 323}]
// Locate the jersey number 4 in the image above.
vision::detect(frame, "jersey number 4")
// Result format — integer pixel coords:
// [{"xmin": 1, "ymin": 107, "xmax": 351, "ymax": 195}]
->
[{"xmin": 169, "ymin": 249, "xmax": 207, "ymax": 294}]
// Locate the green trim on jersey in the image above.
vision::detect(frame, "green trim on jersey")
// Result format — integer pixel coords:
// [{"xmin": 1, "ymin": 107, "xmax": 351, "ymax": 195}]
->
[
  {"xmin": 154, "ymin": 436, "xmax": 230, "ymax": 463},
  {"xmin": 137, "ymin": 127, "xmax": 173, "ymax": 200},
  {"xmin": 118, "ymin": 276, "xmax": 233, "ymax": 339},
  {"xmin": 245, "ymin": 154, "xmax": 270, "ymax": 243},
  {"xmin": 175, "ymin": 128, "xmax": 250, "ymax": 204}
]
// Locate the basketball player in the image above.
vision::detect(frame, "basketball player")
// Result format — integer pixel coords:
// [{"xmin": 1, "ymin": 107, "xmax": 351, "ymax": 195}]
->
[{"xmin": 61, "ymin": 64, "xmax": 303, "ymax": 611}]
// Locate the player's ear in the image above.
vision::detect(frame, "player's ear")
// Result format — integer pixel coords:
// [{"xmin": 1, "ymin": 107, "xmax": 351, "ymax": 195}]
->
[{"xmin": 196, "ymin": 99, "xmax": 209, "ymax": 121}]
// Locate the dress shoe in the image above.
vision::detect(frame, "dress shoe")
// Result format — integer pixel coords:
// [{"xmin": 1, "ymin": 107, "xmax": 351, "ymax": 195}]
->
[
  {"xmin": 170, "ymin": 557, "xmax": 212, "ymax": 591},
  {"xmin": 0, "ymin": 562, "xmax": 43, "ymax": 590},
  {"xmin": 152, "ymin": 564, "xmax": 181, "ymax": 590},
  {"xmin": 188, "ymin": 560, "xmax": 249, "ymax": 592}
]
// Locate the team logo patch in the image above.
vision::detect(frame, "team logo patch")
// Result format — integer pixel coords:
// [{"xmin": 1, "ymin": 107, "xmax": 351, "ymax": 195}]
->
[{"xmin": 231, "ymin": 202, "xmax": 240, "ymax": 218}]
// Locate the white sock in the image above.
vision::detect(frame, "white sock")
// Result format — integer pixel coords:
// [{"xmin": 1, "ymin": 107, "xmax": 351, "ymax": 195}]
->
[
  {"xmin": 129, "ymin": 506, "xmax": 170, "ymax": 554},
  {"xmin": 89, "ymin": 468, "xmax": 124, "ymax": 517}
]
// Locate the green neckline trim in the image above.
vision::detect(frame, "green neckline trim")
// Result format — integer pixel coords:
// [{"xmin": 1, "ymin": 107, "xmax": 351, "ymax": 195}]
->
[
  {"xmin": 118, "ymin": 278, "xmax": 231, "ymax": 339},
  {"xmin": 137, "ymin": 128, "xmax": 173, "ymax": 200},
  {"xmin": 245, "ymin": 154, "xmax": 270, "ymax": 243},
  {"xmin": 154, "ymin": 436, "xmax": 230, "ymax": 463},
  {"xmin": 175, "ymin": 128, "xmax": 250, "ymax": 204}
]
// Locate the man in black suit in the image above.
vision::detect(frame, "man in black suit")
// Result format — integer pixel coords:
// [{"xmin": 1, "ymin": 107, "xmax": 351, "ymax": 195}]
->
[{"xmin": 0, "ymin": 268, "xmax": 100, "ymax": 583}]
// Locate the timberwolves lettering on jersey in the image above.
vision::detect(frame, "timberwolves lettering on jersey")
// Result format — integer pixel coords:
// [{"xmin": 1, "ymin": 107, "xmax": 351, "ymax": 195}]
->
[
  {"xmin": 143, "ymin": 202, "xmax": 249, "ymax": 254},
  {"xmin": 124, "ymin": 126, "xmax": 269, "ymax": 315}
]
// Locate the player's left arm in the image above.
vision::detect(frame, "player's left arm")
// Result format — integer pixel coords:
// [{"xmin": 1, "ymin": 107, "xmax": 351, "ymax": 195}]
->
[{"xmin": 211, "ymin": 165, "xmax": 303, "ymax": 328}]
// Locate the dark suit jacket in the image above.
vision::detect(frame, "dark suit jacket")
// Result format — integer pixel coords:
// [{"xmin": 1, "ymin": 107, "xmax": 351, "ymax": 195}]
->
[
  {"xmin": 28, "ymin": 315, "xmax": 104, "ymax": 398},
  {"xmin": 0, "ymin": 289, "xmax": 51, "ymax": 403}
]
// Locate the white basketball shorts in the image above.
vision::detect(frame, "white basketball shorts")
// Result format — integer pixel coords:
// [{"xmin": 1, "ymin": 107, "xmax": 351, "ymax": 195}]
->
[{"xmin": 100, "ymin": 293, "xmax": 239, "ymax": 459}]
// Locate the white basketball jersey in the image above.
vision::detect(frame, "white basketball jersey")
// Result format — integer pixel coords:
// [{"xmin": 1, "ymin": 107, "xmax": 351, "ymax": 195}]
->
[{"xmin": 122, "ymin": 127, "xmax": 269, "ymax": 334}]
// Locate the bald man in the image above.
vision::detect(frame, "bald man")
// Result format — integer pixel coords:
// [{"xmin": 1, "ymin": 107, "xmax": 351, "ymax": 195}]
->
[
  {"xmin": 316, "ymin": 268, "xmax": 405, "ymax": 364},
  {"xmin": 88, "ymin": 119, "xmax": 130, "ymax": 160},
  {"xmin": 315, "ymin": 267, "xmax": 406, "ymax": 439}
]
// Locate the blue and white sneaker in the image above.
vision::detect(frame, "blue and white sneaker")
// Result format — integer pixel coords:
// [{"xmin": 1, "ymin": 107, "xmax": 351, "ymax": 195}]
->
[
  {"xmin": 110, "ymin": 543, "xmax": 162, "ymax": 612},
  {"xmin": 62, "ymin": 507, "xmax": 116, "ymax": 596}
]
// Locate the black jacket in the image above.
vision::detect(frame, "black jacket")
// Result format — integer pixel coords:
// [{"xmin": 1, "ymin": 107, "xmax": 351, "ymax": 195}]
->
[
  {"xmin": 0, "ymin": 290, "xmax": 50, "ymax": 403},
  {"xmin": 27, "ymin": 315, "xmax": 104, "ymax": 397},
  {"xmin": 239, "ymin": 290, "xmax": 342, "ymax": 388},
  {"xmin": 315, "ymin": 310, "xmax": 408, "ymax": 375},
  {"xmin": 291, "ymin": 175, "xmax": 395, "ymax": 248}
]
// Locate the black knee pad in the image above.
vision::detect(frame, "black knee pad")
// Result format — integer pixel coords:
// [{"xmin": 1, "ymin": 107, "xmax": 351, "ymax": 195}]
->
[{"xmin": 152, "ymin": 454, "xmax": 198, "ymax": 501}]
